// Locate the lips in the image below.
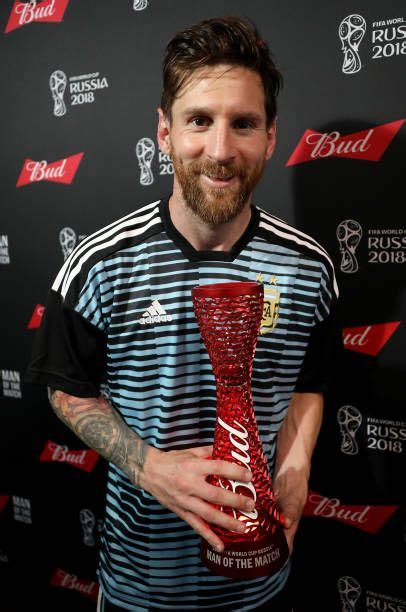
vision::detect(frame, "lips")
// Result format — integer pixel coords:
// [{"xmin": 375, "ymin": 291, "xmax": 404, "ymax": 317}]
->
[{"xmin": 205, "ymin": 174, "xmax": 233, "ymax": 180}]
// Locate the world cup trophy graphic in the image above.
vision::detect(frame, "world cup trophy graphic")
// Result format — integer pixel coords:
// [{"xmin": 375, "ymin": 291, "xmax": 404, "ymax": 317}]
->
[
  {"xmin": 133, "ymin": 0, "xmax": 148, "ymax": 9},
  {"xmin": 192, "ymin": 281, "xmax": 289, "ymax": 578},
  {"xmin": 49, "ymin": 70, "xmax": 68, "ymax": 117},
  {"xmin": 59, "ymin": 227, "xmax": 77, "ymax": 261},
  {"xmin": 337, "ymin": 405, "xmax": 362, "ymax": 455},
  {"xmin": 80, "ymin": 509, "xmax": 96, "ymax": 547},
  {"xmin": 336, "ymin": 219, "xmax": 362, "ymax": 274},
  {"xmin": 339, "ymin": 15, "xmax": 366, "ymax": 75},
  {"xmin": 337, "ymin": 575, "xmax": 362, "ymax": 611},
  {"xmin": 136, "ymin": 137, "xmax": 155, "ymax": 186}
]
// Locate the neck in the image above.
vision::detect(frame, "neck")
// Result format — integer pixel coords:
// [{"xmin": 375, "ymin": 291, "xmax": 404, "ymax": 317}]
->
[{"xmin": 168, "ymin": 187, "xmax": 253, "ymax": 252}]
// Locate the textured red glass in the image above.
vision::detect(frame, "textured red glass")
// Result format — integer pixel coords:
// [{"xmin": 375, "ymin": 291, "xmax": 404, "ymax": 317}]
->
[{"xmin": 192, "ymin": 281, "xmax": 289, "ymax": 578}]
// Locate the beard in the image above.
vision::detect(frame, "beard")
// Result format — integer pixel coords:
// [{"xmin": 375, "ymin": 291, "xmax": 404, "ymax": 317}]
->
[{"xmin": 170, "ymin": 149, "xmax": 266, "ymax": 226}]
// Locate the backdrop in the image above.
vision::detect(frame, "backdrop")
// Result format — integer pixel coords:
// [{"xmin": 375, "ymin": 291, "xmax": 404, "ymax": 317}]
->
[{"xmin": 1, "ymin": 1, "xmax": 405, "ymax": 610}]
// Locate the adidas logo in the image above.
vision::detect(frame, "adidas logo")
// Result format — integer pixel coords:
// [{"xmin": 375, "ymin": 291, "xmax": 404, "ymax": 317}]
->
[{"xmin": 138, "ymin": 300, "xmax": 173, "ymax": 325}]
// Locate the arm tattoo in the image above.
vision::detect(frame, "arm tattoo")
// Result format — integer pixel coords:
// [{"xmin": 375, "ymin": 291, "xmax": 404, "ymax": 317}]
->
[{"xmin": 47, "ymin": 387, "xmax": 149, "ymax": 488}]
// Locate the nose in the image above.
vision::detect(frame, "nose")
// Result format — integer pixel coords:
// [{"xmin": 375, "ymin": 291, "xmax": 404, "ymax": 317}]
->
[{"xmin": 205, "ymin": 121, "xmax": 236, "ymax": 164}]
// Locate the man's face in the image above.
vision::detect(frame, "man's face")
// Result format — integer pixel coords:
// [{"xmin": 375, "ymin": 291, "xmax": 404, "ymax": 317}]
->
[{"xmin": 158, "ymin": 64, "xmax": 276, "ymax": 225}]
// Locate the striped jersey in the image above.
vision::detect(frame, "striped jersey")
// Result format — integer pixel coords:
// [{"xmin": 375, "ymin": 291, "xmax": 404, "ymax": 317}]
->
[{"xmin": 26, "ymin": 198, "xmax": 340, "ymax": 610}]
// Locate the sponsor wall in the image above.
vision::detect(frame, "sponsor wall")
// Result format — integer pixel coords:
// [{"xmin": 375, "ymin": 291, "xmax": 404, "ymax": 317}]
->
[{"xmin": 1, "ymin": 1, "xmax": 405, "ymax": 610}]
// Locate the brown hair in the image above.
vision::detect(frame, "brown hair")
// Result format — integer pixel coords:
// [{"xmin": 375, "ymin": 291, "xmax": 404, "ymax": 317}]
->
[{"xmin": 161, "ymin": 16, "xmax": 282, "ymax": 127}]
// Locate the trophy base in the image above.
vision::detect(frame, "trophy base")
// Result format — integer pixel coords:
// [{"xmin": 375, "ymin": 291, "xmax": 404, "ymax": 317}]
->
[{"xmin": 201, "ymin": 527, "xmax": 289, "ymax": 579}]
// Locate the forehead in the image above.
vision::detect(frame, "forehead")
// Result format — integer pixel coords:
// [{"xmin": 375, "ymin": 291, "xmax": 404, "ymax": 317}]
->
[{"xmin": 172, "ymin": 64, "xmax": 266, "ymax": 115}]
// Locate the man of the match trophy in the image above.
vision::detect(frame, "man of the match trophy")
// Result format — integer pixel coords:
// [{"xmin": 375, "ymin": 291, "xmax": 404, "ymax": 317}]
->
[{"xmin": 192, "ymin": 281, "xmax": 289, "ymax": 579}]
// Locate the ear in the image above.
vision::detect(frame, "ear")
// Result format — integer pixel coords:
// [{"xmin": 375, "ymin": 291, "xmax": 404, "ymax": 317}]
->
[
  {"xmin": 157, "ymin": 107, "xmax": 171, "ymax": 155},
  {"xmin": 265, "ymin": 117, "xmax": 277, "ymax": 160}
]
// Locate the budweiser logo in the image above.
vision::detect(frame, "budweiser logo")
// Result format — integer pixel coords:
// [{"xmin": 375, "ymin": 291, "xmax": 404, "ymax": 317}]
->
[
  {"xmin": 5, "ymin": 0, "xmax": 70, "ymax": 34},
  {"xmin": 0, "ymin": 495, "xmax": 10, "ymax": 513},
  {"xmin": 217, "ymin": 417, "xmax": 258, "ymax": 521},
  {"xmin": 50, "ymin": 569, "xmax": 98, "ymax": 602},
  {"xmin": 343, "ymin": 322, "xmax": 401, "ymax": 356},
  {"xmin": 286, "ymin": 119, "xmax": 405, "ymax": 166},
  {"xmin": 303, "ymin": 492, "xmax": 397, "ymax": 533},
  {"xmin": 16, "ymin": 152, "xmax": 84, "ymax": 187},
  {"xmin": 27, "ymin": 304, "xmax": 45, "ymax": 329},
  {"xmin": 40, "ymin": 441, "xmax": 99, "ymax": 472}
]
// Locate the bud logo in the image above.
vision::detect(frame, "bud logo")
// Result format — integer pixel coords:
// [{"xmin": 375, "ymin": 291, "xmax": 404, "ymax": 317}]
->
[
  {"xmin": 50, "ymin": 569, "xmax": 98, "ymax": 602},
  {"xmin": 286, "ymin": 119, "xmax": 404, "ymax": 166},
  {"xmin": 343, "ymin": 322, "xmax": 401, "ymax": 356},
  {"xmin": 0, "ymin": 495, "xmax": 10, "ymax": 513},
  {"xmin": 27, "ymin": 304, "xmax": 45, "ymax": 329},
  {"xmin": 16, "ymin": 153, "xmax": 84, "ymax": 187},
  {"xmin": 303, "ymin": 492, "xmax": 398, "ymax": 533},
  {"xmin": 5, "ymin": 0, "xmax": 70, "ymax": 34},
  {"xmin": 40, "ymin": 441, "xmax": 99, "ymax": 472}
]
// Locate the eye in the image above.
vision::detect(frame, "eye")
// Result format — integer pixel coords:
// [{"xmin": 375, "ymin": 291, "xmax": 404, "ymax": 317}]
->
[
  {"xmin": 233, "ymin": 118, "xmax": 256, "ymax": 131},
  {"xmin": 190, "ymin": 116, "xmax": 211, "ymax": 127}
]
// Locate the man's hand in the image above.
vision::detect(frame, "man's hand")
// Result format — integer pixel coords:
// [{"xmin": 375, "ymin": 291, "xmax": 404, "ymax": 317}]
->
[
  {"xmin": 274, "ymin": 467, "xmax": 308, "ymax": 554},
  {"xmin": 141, "ymin": 445, "xmax": 255, "ymax": 552},
  {"xmin": 273, "ymin": 392, "xmax": 324, "ymax": 554}
]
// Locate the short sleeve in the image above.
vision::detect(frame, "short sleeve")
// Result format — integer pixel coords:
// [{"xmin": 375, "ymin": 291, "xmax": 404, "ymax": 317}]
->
[
  {"xmin": 24, "ymin": 288, "xmax": 106, "ymax": 397},
  {"xmin": 294, "ymin": 259, "xmax": 343, "ymax": 395},
  {"xmin": 294, "ymin": 300, "xmax": 343, "ymax": 394}
]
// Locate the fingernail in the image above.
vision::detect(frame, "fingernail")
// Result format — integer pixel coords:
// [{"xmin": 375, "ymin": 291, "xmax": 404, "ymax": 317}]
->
[
  {"xmin": 246, "ymin": 500, "xmax": 255, "ymax": 511},
  {"xmin": 215, "ymin": 544, "xmax": 223, "ymax": 553}
]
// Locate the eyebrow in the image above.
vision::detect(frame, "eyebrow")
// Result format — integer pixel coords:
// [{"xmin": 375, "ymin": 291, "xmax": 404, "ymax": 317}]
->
[{"xmin": 181, "ymin": 107, "xmax": 264, "ymax": 123}]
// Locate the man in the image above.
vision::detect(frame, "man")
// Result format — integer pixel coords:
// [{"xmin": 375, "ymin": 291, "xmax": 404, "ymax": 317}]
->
[{"xmin": 25, "ymin": 16, "xmax": 341, "ymax": 611}]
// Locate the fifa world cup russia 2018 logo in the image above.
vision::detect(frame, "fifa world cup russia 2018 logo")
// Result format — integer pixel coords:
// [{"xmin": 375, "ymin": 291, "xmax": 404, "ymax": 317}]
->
[
  {"xmin": 337, "ymin": 406, "xmax": 362, "ymax": 456},
  {"xmin": 337, "ymin": 575, "xmax": 362, "ymax": 612},
  {"xmin": 339, "ymin": 15, "xmax": 366, "ymax": 75},
  {"xmin": 133, "ymin": 0, "xmax": 148, "ymax": 10},
  {"xmin": 136, "ymin": 138, "xmax": 155, "ymax": 186},
  {"xmin": 49, "ymin": 70, "xmax": 67, "ymax": 117},
  {"xmin": 336, "ymin": 220, "xmax": 363, "ymax": 274}
]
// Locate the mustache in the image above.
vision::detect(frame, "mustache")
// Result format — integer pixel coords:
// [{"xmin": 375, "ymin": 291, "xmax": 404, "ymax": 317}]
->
[{"xmin": 191, "ymin": 160, "xmax": 246, "ymax": 179}]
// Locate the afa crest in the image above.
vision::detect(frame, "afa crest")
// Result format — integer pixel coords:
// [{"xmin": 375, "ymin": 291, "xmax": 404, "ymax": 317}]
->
[{"xmin": 256, "ymin": 274, "xmax": 280, "ymax": 334}]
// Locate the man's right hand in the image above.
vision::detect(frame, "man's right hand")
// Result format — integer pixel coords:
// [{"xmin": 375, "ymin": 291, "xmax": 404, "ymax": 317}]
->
[{"xmin": 141, "ymin": 445, "xmax": 255, "ymax": 552}]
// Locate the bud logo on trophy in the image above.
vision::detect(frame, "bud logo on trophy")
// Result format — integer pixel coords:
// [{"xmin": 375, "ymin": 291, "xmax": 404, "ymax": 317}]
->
[{"xmin": 192, "ymin": 281, "xmax": 289, "ymax": 578}]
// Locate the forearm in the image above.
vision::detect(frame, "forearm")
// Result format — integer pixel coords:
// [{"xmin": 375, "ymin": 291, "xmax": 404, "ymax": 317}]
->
[
  {"xmin": 274, "ymin": 391, "xmax": 324, "ymax": 481},
  {"xmin": 47, "ymin": 387, "xmax": 150, "ymax": 487}
]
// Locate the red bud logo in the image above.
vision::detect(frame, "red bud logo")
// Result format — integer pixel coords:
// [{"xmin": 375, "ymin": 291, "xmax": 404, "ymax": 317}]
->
[
  {"xmin": 27, "ymin": 304, "xmax": 45, "ymax": 329},
  {"xmin": 40, "ymin": 441, "xmax": 99, "ymax": 472},
  {"xmin": 286, "ymin": 120, "xmax": 404, "ymax": 166},
  {"xmin": 50, "ymin": 569, "xmax": 98, "ymax": 602},
  {"xmin": 343, "ymin": 322, "xmax": 401, "ymax": 356},
  {"xmin": 16, "ymin": 152, "xmax": 84, "ymax": 187},
  {"xmin": 303, "ymin": 492, "xmax": 398, "ymax": 533},
  {"xmin": 5, "ymin": 0, "xmax": 70, "ymax": 34}
]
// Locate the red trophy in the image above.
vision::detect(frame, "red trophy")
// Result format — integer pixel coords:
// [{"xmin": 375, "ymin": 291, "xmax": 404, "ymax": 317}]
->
[{"xmin": 192, "ymin": 281, "xmax": 289, "ymax": 579}]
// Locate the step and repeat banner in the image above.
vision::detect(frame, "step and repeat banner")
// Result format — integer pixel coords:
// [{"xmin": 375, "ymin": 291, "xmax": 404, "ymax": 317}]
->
[{"xmin": 1, "ymin": 1, "xmax": 405, "ymax": 610}]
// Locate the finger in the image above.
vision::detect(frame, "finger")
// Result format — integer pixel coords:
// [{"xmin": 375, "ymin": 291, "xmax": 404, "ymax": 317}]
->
[
  {"xmin": 177, "ymin": 508, "xmax": 225, "ymax": 552},
  {"xmin": 202, "ymin": 459, "xmax": 252, "ymax": 482},
  {"xmin": 188, "ymin": 497, "xmax": 248, "ymax": 535},
  {"xmin": 199, "ymin": 481, "xmax": 256, "ymax": 513}
]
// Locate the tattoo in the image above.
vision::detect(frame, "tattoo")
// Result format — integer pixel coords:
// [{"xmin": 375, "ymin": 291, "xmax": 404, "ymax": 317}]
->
[{"xmin": 47, "ymin": 387, "xmax": 148, "ymax": 488}]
